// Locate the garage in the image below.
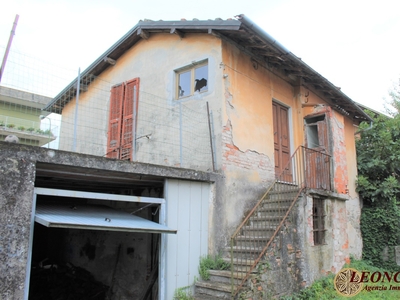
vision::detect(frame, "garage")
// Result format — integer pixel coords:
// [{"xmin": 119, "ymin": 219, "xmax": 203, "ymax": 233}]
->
[{"xmin": 27, "ymin": 163, "xmax": 176, "ymax": 300}]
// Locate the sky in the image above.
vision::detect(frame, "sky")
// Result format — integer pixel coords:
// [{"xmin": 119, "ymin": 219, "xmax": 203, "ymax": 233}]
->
[{"xmin": 1, "ymin": 0, "xmax": 400, "ymax": 112}]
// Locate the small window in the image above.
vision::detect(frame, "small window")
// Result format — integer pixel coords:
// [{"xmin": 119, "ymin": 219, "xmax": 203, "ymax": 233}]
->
[
  {"xmin": 176, "ymin": 62, "xmax": 208, "ymax": 99},
  {"xmin": 312, "ymin": 197, "xmax": 326, "ymax": 245}
]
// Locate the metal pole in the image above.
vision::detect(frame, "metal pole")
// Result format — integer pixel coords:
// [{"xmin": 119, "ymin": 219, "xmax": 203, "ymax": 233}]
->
[
  {"xmin": 179, "ymin": 103, "xmax": 183, "ymax": 167},
  {"xmin": 133, "ymin": 86, "xmax": 137, "ymax": 161},
  {"xmin": 0, "ymin": 14, "xmax": 19, "ymax": 83},
  {"xmin": 206, "ymin": 102, "xmax": 216, "ymax": 172},
  {"xmin": 72, "ymin": 68, "xmax": 81, "ymax": 151}
]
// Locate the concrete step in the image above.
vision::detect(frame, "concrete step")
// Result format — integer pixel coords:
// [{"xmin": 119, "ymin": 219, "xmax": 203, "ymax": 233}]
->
[
  {"xmin": 221, "ymin": 257, "xmax": 256, "ymax": 273},
  {"xmin": 234, "ymin": 235, "xmax": 270, "ymax": 248},
  {"xmin": 250, "ymin": 215, "xmax": 284, "ymax": 222},
  {"xmin": 240, "ymin": 225, "xmax": 277, "ymax": 236},
  {"xmin": 195, "ymin": 280, "xmax": 232, "ymax": 299},
  {"xmin": 257, "ymin": 204, "xmax": 290, "ymax": 212},
  {"xmin": 194, "ymin": 295, "xmax": 221, "ymax": 300},
  {"xmin": 209, "ymin": 269, "xmax": 247, "ymax": 285},
  {"xmin": 225, "ymin": 246, "xmax": 263, "ymax": 260}
]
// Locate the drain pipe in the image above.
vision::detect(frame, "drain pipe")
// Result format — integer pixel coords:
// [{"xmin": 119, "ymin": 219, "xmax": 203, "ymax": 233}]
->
[{"xmin": 354, "ymin": 121, "xmax": 373, "ymax": 135}]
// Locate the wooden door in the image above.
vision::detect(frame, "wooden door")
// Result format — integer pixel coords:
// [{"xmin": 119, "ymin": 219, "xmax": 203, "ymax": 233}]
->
[{"xmin": 273, "ymin": 102, "xmax": 291, "ymax": 181}]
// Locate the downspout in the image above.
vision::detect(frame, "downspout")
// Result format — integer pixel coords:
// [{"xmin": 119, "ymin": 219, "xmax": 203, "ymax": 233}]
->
[{"xmin": 354, "ymin": 121, "xmax": 373, "ymax": 135}]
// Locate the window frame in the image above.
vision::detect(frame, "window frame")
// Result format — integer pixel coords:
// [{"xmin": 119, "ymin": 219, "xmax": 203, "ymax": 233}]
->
[
  {"xmin": 175, "ymin": 60, "xmax": 208, "ymax": 100},
  {"xmin": 312, "ymin": 197, "xmax": 326, "ymax": 246},
  {"xmin": 304, "ymin": 114, "xmax": 330, "ymax": 153}
]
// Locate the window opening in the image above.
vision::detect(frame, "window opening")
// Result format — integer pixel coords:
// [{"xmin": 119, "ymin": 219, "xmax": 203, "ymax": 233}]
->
[
  {"xmin": 312, "ymin": 197, "xmax": 326, "ymax": 245},
  {"xmin": 305, "ymin": 114, "xmax": 328, "ymax": 151},
  {"xmin": 176, "ymin": 62, "xmax": 208, "ymax": 99}
]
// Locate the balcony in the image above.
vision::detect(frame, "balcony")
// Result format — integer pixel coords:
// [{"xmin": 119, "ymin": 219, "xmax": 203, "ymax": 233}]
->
[{"xmin": 0, "ymin": 115, "xmax": 57, "ymax": 146}]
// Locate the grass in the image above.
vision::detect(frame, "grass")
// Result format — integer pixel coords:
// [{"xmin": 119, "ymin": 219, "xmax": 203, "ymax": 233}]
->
[
  {"xmin": 281, "ymin": 259, "xmax": 400, "ymax": 300},
  {"xmin": 174, "ymin": 286, "xmax": 195, "ymax": 300},
  {"xmin": 198, "ymin": 254, "xmax": 230, "ymax": 280}
]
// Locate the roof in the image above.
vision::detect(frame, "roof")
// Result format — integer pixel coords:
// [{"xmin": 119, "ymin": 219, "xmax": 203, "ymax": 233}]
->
[{"xmin": 44, "ymin": 14, "xmax": 372, "ymax": 123}]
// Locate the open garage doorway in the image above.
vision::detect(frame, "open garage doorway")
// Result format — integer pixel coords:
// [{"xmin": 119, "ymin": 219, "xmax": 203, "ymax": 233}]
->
[{"xmin": 26, "ymin": 164, "xmax": 176, "ymax": 300}]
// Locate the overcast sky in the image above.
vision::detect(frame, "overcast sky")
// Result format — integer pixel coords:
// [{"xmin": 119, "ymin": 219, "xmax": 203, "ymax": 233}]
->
[{"xmin": 1, "ymin": 0, "xmax": 400, "ymax": 112}]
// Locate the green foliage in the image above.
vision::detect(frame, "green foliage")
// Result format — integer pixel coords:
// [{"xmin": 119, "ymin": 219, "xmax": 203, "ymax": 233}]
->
[
  {"xmin": 361, "ymin": 207, "xmax": 400, "ymax": 269},
  {"xmin": 173, "ymin": 286, "xmax": 194, "ymax": 300},
  {"xmin": 6, "ymin": 123, "xmax": 15, "ymax": 128},
  {"xmin": 43, "ymin": 129, "xmax": 52, "ymax": 135},
  {"xmin": 356, "ymin": 89, "xmax": 400, "ymax": 268},
  {"xmin": 17, "ymin": 126, "xmax": 25, "ymax": 131},
  {"xmin": 198, "ymin": 254, "xmax": 230, "ymax": 280},
  {"xmin": 27, "ymin": 127, "xmax": 35, "ymax": 132}
]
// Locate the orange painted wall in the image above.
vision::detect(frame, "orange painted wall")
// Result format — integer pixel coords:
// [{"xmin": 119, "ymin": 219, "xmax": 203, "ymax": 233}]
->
[{"xmin": 221, "ymin": 38, "xmax": 357, "ymax": 195}]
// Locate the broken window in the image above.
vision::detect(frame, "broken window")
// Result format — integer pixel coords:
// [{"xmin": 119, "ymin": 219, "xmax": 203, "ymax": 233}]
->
[
  {"xmin": 176, "ymin": 61, "xmax": 208, "ymax": 99},
  {"xmin": 305, "ymin": 114, "xmax": 329, "ymax": 152},
  {"xmin": 107, "ymin": 78, "xmax": 139, "ymax": 160},
  {"xmin": 312, "ymin": 197, "xmax": 326, "ymax": 245}
]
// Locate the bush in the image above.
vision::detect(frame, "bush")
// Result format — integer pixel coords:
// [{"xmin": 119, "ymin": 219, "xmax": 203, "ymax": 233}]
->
[{"xmin": 199, "ymin": 254, "xmax": 230, "ymax": 280}]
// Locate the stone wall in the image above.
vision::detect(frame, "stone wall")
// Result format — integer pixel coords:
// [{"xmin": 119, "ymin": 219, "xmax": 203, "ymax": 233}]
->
[{"xmin": 238, "ymin": 190, "xmax": 352, "ymax": 298}]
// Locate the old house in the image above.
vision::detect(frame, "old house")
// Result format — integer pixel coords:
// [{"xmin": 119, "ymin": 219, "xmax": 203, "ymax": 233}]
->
[{"xmin": 1, "ymin": 15, "xmax": 372, "ymax": 299}]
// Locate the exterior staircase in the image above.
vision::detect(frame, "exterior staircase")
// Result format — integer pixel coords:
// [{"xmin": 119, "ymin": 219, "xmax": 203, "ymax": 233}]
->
[
  {"xmin": 194, "ymin": 186, "xmax": 300, "ymax": 299},
  {"xmin": 194, "ymin": 146, "xmax": 332, "ymax": 299}
]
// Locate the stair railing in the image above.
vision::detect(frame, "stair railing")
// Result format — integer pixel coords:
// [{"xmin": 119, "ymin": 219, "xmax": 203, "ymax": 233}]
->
[{"xmin": 230, "ymin": 146, "xmax": 331, "ymax": 298}]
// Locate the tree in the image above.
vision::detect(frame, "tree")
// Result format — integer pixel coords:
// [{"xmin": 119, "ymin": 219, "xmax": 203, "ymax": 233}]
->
[{"xmin": 356, "ymin": 86, "xmax": 400, "ymax": 269}]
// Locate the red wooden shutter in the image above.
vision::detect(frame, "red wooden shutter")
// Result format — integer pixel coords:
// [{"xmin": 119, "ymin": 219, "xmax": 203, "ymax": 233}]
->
[
  {"xmin": 106, "ymin": 83, "xmax": 124, "ymax": 158},
  {"xmin": 120, "ymin": 78, "xmax": 140, "ymax": 161}
]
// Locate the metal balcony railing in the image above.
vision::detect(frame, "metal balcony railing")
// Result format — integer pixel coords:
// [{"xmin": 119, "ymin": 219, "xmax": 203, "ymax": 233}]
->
[
  {"xmin": 0, "ymin": 115, "xmax": 58, "ymax": 146},
  {"xmin": 230, "ymin": 146, "xmax": 331, "ymax": 297}
]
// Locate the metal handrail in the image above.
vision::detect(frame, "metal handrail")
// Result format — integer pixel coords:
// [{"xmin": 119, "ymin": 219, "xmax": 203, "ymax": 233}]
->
[{"xmin": 230, "ymin": 146, "xmax": 331, "ymax": 298}]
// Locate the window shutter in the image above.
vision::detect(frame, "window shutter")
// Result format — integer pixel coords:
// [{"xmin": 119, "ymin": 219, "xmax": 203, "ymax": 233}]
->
[
  {"xmin": 317, "ymin": 120, "xmax": 329, "ymax": 154},
  {"xmin": 106, "ymin": 84, "xmax": 124, "ymax": 158},
  {"xmin": 120, "ymin": 78, "xmax": 140, "ymax": 161}
]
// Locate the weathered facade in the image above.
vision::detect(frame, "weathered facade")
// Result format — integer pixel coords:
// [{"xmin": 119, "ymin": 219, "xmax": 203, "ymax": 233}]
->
[
  {"xmin": 1, "ymin": 15, "xmax": 372, "ymax": 299},
  {"xmin": 0, "ymin": 142, "xmax": 215, "ymax": 299}
]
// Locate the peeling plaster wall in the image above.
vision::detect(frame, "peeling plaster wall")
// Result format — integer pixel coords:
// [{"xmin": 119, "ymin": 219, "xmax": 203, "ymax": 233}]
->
[
  {"xmin": 218, "ymin": 39, "xmax": 362, "ymax": 293},
  {"xmin": 240, "ymin": 192, "xmax": 352, "ymax": 298},
  {"xmin": 344, "ymin": 117, "xmax": 363, "ymax": 258},
  {"xmin": 218, "ymin": 41, "xmax": 296, "ymax": 244},
  {"xmin": 301, "ymin": 193, "xmax": 350, "ymax": 281}
]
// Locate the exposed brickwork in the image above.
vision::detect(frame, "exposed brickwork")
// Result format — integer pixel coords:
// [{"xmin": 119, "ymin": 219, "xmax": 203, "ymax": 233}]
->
[{"xmin": 221, "ymin": 120, "xmax": 273, "ymax": 178}]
